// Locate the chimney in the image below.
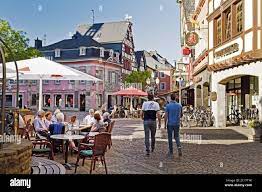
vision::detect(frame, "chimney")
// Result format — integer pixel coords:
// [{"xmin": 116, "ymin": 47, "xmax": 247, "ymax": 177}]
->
[{"xmin": 35, "ymin": 38, "xmax": 42, "ymax": 49}]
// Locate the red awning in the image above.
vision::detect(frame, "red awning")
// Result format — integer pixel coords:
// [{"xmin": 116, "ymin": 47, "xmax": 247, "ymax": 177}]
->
[{"xmin": 112, "ymin": 87, "xmax": 148, "ymax": 96}]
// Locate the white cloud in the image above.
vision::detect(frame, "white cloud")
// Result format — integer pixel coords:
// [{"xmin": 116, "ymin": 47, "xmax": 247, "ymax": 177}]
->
[
  {"xmin": 99, "ymin": 5, "xmax": 103, "ymax": 12},
  {"xmin": 38, "ymin": 4, "xmax": 43, "ymax": 12},
  {"xmin": 160, "ymin": 4, "xmax": 164, "ymax": 12}
]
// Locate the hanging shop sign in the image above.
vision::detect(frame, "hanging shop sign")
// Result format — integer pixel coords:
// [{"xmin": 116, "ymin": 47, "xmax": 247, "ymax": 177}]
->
[
  {"xmin": 210, "ymin": 92, "xmax": 217, "ymax": 101},
  {"xmin": 185, "ymin": 32, "xmax": 199, "ymax": 47},
  {"xmin": 182, "ymin": 47, "xmax": 191, "ymax": 55}
]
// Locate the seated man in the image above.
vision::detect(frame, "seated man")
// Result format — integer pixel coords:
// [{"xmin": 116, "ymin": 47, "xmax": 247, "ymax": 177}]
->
[
  {"xmin": 33, "ymin": 110, "xmax": 49, "ymax": 138},
  {"xmin": 83, "ymin": 109, "xmax": 95, "ymax": 125}
]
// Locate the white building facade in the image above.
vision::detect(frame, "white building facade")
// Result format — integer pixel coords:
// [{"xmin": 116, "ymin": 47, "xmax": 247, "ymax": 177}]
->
[
  {"xmin": 192, "ymin": 0, "xmax": 211, "ymax": 108},
  {"xmin": 208, "ymin": 0, "xmax": 262, "ymax": 127}
]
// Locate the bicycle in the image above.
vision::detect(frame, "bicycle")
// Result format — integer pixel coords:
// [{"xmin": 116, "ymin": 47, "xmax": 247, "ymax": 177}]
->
[{"xmin": 228, "ymin": 107, "xmax": 242, "ymax": 125}]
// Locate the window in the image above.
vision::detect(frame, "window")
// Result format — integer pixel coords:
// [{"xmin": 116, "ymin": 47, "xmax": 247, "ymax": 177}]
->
[
  {"xmin": 96, "ymin": 69, "xmax": 103, "ymax": 79},
  {"xmin": 80, "ymin": 80, "xmax": 86, "ymax": 84},
  {"xmin": 9, "ymin": 80, "xmax": 15, "ymax": 85},
  {"xmin": 215, "ymin": 17, "xmax": 222, "ymax": 45},
  {"xmin": 160, "ymin": 83, "xmax": 166, "ymax": 90},
  {"xmin": 236, "ymin": 1, "xmax": 243, "ymax": 33},
  {"xmin": 109, "ymin": 49, "xmax": 114, "ymax": 57},
  {"xmin": 55, "ymin": 49, "xmax": 61, "ymax": 58},
  {"xmin": 108, "ymin": 71, "xmax": 112, "ymax": 83},
  {"xmin": 55, "ymin": 80, "xmax": 61, "ymax": 85},
  {"xmin": 115, "ymin": 52, "xmax": 120, "ymax": 62},
  {"xmin": 96, "ymin": 94, "xmax": 102, "ymax": 107},
  {"xmin": 43, "ymin": 94, "xmax": 51, "ymax": 107},
  {"xmin": 65, "ymin": 94, "xmax": 74, "ymax": 108},
  {"xmin": 6, "ymin": 95, "xmax": 12, "ymax": 107},
  {"xmin": 100, "ymin": 47, "xmax": 105, "ymax": 57},
  {"xmin": 225, "ymin": 10, "xmax": 232, "ymax": 40},
  {"xmin": 160, "ymin": 72, "xmax": 165, "ymax": 78},
  {"xmin": 69, "ymin": 80, "xmax": 75, "ymax": 84},
  {"xmin": 32, "ymin": 94, "xmax": 37, "ymax": 106},
  {"xmin": 43, "ymin": 80, "xmax": 49, "ymax": 85},
  {"xmin": 79, "ymin": 47, "xmax": 86, "ymax": 56},
  {"xmin": 86, "ymin": 29, "xmax": 96, "ymax": 36},
  {"xmin": 19, "ymin": 80, "xmax": 25, "ymax": 85},
  {"xmin": 112, "ymin": 72, "xmax": 116, "ymax": 84},
  {"xmin": 31, "ymin": 80, "xmax": 37, "ymax": 85}
]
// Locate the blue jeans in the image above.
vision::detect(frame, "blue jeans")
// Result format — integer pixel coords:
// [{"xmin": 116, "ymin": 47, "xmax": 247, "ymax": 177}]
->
[
  {"xmin": 167, "ymin": 125, "xmax": 181, "ymax": 154},
  {"xmin": 143, "ymin": 120, "xmax": 157, "ymax": 151}
]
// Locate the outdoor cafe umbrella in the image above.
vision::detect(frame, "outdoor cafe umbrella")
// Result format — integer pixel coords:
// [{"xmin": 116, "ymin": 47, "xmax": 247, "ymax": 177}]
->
[
  {"xmin": 112, "ymin": 87, "xmax": 148, "ymax": 109},
  {"xmin": 1, "ymin": 57, "xmax": 101, "ymax": 110}
]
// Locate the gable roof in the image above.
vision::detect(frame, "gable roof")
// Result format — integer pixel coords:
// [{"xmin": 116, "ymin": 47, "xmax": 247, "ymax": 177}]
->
[
  {"xmin": 76, "ymin": 21, "xmax": 130, "ymax": 44},
  {"xmin": 40, "ymin": 36, "xmax": 102, "ymax": 51}
]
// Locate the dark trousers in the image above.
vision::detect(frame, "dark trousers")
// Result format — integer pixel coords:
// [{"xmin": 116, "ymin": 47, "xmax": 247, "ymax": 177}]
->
[{"xmin": 143, "ymin": 120, "xmax": 157, "ymax": 151}]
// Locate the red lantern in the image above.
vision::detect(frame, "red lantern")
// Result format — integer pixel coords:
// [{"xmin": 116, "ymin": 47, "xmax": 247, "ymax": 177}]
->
[{"xmin": 182, "ymin": 47, "xmax": 191, "ymax": 55}]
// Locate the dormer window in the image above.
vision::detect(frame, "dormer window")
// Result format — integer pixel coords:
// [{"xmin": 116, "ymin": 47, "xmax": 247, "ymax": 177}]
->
[
  {"xmin": 100, "ymin": 47, "xmax": 105, "ymax": 57},
  {"xmin": 79, "ymin": 47, "xmax": 86, "ymax": 56},
  {"xmin": 115, "ymin": 52, "xmax": 120, "ymax": 62},
  {"xmin": 55, "ymin": 49, "xmax": 61, "ymax": 58},
  {"xmin": 109, "ymin": 49, "xmax": 114, "ymax": 57}
]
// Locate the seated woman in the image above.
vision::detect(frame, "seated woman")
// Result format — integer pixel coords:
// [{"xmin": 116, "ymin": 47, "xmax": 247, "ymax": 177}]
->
[
  {"xmin": 90, "ymin": 112, "xmax": 106, "ymax": 132},
  {"xmin": 33, "ymin": 110, "xmax": 49, "ymax": 138},
  {"xmin": 66, "ymin": 115, "xmax": 79, "ymax": 149},
  {"xmin": 44, "ymin": 111, "xmax": 52, "ymax": 128}
]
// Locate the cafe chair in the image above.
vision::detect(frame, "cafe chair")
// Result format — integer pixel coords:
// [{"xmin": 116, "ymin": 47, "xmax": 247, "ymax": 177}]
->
[{"xmin": 74, "ymin": 133, "xmax": 111, "ymax": 174}]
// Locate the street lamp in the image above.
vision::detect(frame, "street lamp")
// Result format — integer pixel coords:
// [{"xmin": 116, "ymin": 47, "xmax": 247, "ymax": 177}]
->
[{"xmin": 146, "ymin": 77, "xmax": 160, "ymax": 96}]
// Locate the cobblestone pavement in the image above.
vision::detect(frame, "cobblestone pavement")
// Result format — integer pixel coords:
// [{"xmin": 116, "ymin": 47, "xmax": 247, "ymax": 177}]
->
[{"xmin": 53, "ymin": 119, "xmax": 262, "ymax": 174}]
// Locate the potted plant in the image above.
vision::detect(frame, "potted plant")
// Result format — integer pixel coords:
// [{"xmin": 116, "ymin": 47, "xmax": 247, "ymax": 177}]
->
[{"xmin": 248, "ymin": 120, "xmax": 262, "ymax": 141}]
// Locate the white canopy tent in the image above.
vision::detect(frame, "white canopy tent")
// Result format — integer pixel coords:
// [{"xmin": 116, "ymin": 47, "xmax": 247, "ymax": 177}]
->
[{"xmin": 1, "ymin": 57, "xmax": 101, "ymax": 110}]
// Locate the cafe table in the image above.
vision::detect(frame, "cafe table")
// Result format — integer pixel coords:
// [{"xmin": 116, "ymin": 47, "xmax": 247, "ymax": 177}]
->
[{"xmin": 50, "ymin": 134, "xmax": 85, "ymax": 169}]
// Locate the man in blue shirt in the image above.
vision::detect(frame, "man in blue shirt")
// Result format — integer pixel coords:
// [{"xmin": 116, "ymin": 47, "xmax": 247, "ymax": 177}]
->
[{"xmin": 165, "ymin": 93, "xmax": 183, "ymax": 158}]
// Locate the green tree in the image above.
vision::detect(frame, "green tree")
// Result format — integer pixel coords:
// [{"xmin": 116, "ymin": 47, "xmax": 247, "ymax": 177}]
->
[
  {"xmin": 124, "ymin": 70, "xmax": 151, "ymax": 89},
  {"xmin": 0, "ymin": 19, "xmax": 42, "ymax": 62}
]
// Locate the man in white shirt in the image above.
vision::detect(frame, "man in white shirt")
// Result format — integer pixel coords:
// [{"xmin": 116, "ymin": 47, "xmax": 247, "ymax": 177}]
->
[
  {"xmin": 141, "ymin": 94, "xmax": 161, "ymax": 156},
  {"xmin": 83, "ymin": 109, "xmax": 95, "ymax": 125}
]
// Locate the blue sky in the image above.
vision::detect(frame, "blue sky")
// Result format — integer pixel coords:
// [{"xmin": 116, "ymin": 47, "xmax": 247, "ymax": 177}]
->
[{"xmin": 0, "ymin": 0, "xmax": 181, "ymax": 63}]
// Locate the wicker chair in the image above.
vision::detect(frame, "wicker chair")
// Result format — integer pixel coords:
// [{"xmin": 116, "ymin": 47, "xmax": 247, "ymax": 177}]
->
[
  {"xmin": 31, "ymin": 124, "xmax": 54, "ymax": 160},
  {"xmin": 107, "ymin": 120, "xmax": 115, "ymax": 149},
  {"xmin": 32, "ymin": 139, "xmax": 54, "ymax": 160},
  {"xmin": 74, "ymin": 132, "xmax": 111, "ymax": 174}
]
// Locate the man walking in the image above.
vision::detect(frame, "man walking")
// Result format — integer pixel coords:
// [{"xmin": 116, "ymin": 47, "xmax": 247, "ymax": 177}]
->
[
  {"xmin": 141, "ymin": 94, "xmax": 161, "ymax": 156},
  {"xmin": 165, "ymin": 93, "xmax": 183, "ymax": 158}
]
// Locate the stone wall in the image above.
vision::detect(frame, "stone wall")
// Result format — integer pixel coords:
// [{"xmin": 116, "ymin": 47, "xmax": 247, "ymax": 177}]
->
[{"xmin": 0, "ymin": 139, "xmax": 32, "ymax": 174}]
